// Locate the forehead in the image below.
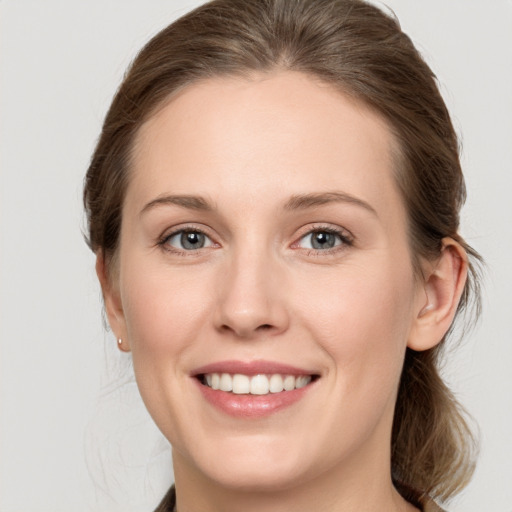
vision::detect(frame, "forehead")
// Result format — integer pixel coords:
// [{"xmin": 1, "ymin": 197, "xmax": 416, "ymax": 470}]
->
[{"xmin": 130, "ymin": 71, "xmax": 403, "ymax": 224}]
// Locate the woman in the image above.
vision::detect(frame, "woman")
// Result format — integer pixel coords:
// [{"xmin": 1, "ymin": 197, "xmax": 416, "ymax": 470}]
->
[{"xmin": 84, "ymin": 0, "xmax": 482, "ymax": 510}]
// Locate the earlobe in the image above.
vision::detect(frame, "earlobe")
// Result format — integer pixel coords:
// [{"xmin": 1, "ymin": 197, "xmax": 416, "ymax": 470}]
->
[
  {"xmin": 95, "ymin": 252, "xmax": 130, "ymax": 352},
  {"xmin": 408, "ymin": 238, "xmax": 468, "ymax": 351}
]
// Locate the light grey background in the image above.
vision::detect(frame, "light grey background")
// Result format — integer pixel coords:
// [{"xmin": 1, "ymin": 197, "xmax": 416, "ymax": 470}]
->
[{"xmin": 1, "ymin": 1, "xmax": 511, "ymax": 511}]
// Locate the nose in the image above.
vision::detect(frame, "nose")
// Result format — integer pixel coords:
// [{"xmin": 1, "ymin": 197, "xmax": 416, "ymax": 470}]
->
[{"xmin": 214, "ymin": 247, "xmax": 290, "ymax": 339}]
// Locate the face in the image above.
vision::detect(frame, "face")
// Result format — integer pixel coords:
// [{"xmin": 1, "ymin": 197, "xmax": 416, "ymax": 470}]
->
[{"xmin": 110, "ymin": 72, "xmax": 427, "ymax": 492}]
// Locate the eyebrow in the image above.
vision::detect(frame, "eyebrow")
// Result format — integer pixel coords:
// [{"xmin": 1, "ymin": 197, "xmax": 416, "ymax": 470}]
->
[
  {"xmin": 284, "ymin": 192, "xmax": 378, "ymax": 216},
  {"xmin": 140, "ymin": 191, "xmax": 377, "ymax": 217},
  {"xmin": 140, "ymin": 194, "xmax": 214, "ymax": 215}
]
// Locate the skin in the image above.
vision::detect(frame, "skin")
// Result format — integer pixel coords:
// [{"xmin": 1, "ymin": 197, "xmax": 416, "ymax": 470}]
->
[{"xmin": 98, "ymin": 71, "xmax": 467, "ymax": 512}]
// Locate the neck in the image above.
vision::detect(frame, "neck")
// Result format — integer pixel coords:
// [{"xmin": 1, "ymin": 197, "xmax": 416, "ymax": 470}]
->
[{"xmin": 171, "ymin": 442, "xmax": 419, "ymax": 512}]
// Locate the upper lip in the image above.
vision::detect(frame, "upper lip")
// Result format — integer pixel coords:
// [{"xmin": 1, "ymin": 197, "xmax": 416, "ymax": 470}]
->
[{"xmin": 191, "ymin": 360, "xmax": 318, "ymax": 377}]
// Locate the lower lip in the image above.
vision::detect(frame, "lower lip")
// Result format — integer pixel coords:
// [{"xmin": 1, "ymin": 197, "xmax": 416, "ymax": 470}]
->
[{"xmin": 195, "ymin": 379, "xmax": 315, "ymax": 418}]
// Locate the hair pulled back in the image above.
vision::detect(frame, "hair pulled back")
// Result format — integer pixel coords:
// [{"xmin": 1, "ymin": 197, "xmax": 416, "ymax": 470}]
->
[{"xmin": 84, "ymin": 0, "xmax": 481, "ymax": 504}]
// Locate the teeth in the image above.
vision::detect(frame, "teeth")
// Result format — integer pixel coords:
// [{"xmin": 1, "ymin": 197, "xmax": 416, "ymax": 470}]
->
[
  {"xmin": 295, "ymin": 376, "xmax": 310, "ymax": 389},
  {"xmin": 250, "ymin": 374, "xmax": 269, "ymax": 395},
  {"xmin": 219, "ymin": 373, "xmax": 233, "ymax": 392},
  {"xmin": 202, "ymin": 373, "xmax": 313, "ymax": 395},
  {"xmin": 232, "ymin": 374, "xmax": 250, "ymax": 394},
  {"xmin": 283, "ymin": 375, "xmax": 295, "ymax": 391},
  {"xmin": 269, "ymin": 374, "xmax": 284, "ymax": 393}
]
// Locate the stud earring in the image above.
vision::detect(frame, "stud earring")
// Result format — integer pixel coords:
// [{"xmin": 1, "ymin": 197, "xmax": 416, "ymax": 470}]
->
[{"xmin": 117, "ymin": 338, "xmax": 123, "ymax": 346}]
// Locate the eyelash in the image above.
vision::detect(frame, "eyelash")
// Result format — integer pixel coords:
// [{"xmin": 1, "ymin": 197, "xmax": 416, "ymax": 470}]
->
[
  {"xmin": 157, "ymin": 225, "xmax": 217, "ymax": 256},
  {"xmin": 157, "ymin": 224, "xmax": 354, "ymax": 256},
  {"xmin": 292, "ymin": 224, "xmax": 354, "ymax": 256}
]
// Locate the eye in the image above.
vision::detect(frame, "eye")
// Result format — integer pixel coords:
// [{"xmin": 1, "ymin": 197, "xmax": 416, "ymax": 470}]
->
[
  {"xmin": 296, "ymin": 228, "xmax": 351, "ymax": 251},
  {"xmin": 163, "ymin": 229, "xmax": 215, "ymax": 251}
]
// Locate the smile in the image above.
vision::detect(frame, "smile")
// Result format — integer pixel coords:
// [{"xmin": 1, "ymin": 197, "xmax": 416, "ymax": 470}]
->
[
  {"xmin": 201, "ymin": 373, "xmax": 313, "ymax": 395},
  {"xmin": 192, "ymin": 361, "xmax": 319, "ymax": 417}
]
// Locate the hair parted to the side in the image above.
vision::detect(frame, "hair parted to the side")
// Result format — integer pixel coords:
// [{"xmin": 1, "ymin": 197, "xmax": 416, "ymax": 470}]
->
[{"xmin": 84, "ymin": 0, "xmax": 482, "ymax": 504}]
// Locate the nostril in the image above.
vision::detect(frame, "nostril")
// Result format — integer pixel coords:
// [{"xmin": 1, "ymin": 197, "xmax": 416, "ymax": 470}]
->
[{"xmin": 219, "ymin": 322, "xmax": 276, "ymax": 338}]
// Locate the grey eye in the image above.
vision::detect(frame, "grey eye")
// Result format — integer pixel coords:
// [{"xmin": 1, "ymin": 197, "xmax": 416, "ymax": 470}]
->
[
  {"xmin": 299, "ymin": 230, "xmax": 343, "ymax": 250},
  {"xmin": 166, "ymin": 230, "xmax": 213, "ymax": 250}
]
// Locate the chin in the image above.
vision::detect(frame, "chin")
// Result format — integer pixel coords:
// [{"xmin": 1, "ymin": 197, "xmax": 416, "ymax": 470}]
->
[
  {"xmin": 182, "ymin": 435, "xmax": 311, "ymax": 492},
  {"xmin": 203, "ymin": 464, "xmax": 307, "ymax": 493}
]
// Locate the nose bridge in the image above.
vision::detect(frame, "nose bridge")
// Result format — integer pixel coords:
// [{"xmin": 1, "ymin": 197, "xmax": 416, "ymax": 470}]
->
[{"xmin": 215, "ymin": 236, "xmax": 288, "ymax": 338}]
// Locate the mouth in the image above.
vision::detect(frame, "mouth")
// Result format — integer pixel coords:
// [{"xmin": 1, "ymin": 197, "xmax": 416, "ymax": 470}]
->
[
  {"xmin": 198, "ymin": 372, "xmax": 317, "ymax": 395},
  {"xmin": 191, "ymin": 361, "xmax": 319, "ymax": 417}
]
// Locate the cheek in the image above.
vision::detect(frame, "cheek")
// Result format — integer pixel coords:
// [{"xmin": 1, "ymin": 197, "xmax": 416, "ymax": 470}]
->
[
  {"xmin": 120, "ymin": 255, "xmax": 214, "ymax": 364},
  {"xmin": 296, "ymin": 258, "xmax": 416, "ymax": 389},
  {"xmin": 118, "ymin": 255, "xmax": 218, "ymax": 439}
]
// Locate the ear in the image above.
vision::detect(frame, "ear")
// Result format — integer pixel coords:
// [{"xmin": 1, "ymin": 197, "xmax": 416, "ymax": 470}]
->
[
  {"xmin": 95, "ymin": 252, "xmax": 131, "ymax": 352},
  {"xmin": 408, "ymin": 238, "xmax": 468, "ymax": 351}
]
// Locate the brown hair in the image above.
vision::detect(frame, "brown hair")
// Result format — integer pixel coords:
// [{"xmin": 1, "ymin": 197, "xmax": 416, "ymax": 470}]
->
[{"xmin": 84, "ymin": 0, "xmax": 481, "ymax": 504}]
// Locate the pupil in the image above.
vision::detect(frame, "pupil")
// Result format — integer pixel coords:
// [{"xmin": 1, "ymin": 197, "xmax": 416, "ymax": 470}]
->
[
  {"xmin": 312, "ymin": 231, "xmax": 335, "ymax": 249},
  {"xmin": 181, "ymin": 231, "xmax": 204, "ymax": 249}
]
